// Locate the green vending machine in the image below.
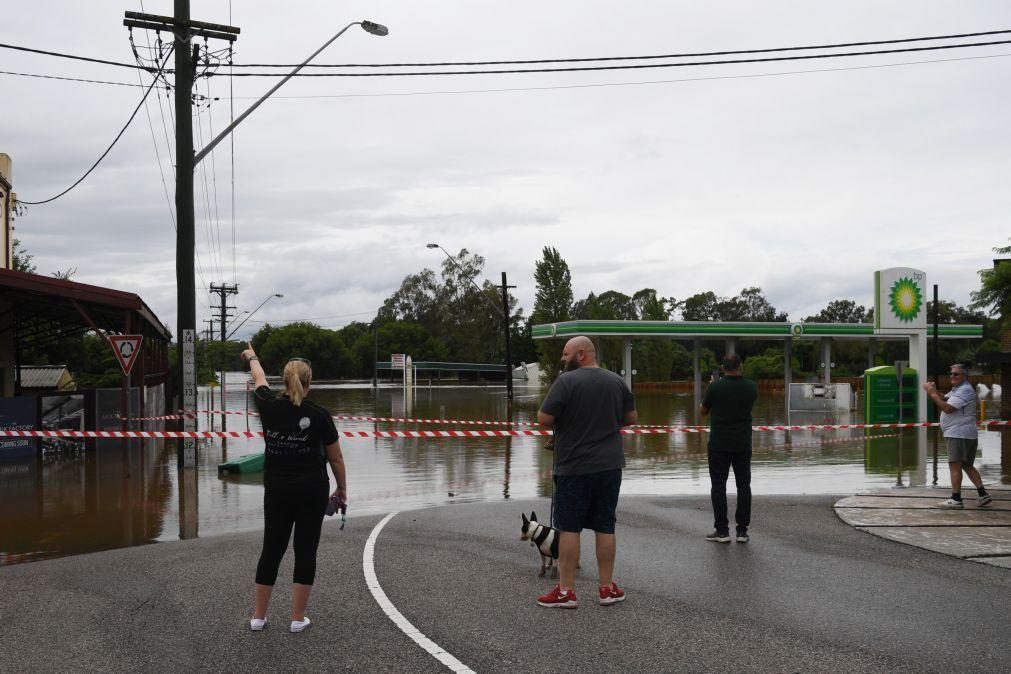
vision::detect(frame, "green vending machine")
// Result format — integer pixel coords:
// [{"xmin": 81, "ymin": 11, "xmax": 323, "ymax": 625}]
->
[{"xmin": 864, "ymin": 365, "xmax": 918, "ymax": 424}]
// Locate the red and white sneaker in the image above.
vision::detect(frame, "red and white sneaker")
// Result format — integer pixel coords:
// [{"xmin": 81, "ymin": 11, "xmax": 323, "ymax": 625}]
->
[
  {"xmin": 537, "ymin": 584, "xmax": 578, "ymax": 608},
  {"xmin": 598, "ymin": 582, "xmax": 626, "ymax": 606}
]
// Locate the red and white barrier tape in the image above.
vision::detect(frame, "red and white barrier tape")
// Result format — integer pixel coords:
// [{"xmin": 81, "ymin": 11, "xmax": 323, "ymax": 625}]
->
[{"xmin": 2, "ymin": 421, "xmax": 1007, "ymax": 440}]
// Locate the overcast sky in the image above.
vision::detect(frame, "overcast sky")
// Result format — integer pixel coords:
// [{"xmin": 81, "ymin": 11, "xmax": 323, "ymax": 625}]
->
[{"xmin": 4, "ymin": 1, "xmax": 1010, "ymax": 339}]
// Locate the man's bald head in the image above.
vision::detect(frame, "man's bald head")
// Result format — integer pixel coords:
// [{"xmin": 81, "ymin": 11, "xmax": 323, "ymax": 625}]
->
[{"xmin": 560, "ymin": 336, "xmax": 597, "ymax": 371}]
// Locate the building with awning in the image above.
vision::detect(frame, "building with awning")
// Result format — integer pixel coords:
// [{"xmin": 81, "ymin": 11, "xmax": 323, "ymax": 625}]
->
[
  {"xmin": 0, "ymin": 267, "xmax": 171, "ymax": 407},
  {"xmin": 532, "ymin": 318, "xmax": 983, "ymax": 418}
]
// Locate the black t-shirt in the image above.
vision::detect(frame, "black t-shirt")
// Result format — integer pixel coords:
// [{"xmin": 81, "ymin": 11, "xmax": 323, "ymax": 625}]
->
[
  {"xmin": 702, "ymin": 375, "xmax": 757, "ymax": 452},
  {"xmin": 539, "ymin": 367, "xmax": 635, "ymax": 476},
  {"xmin": 254, "ymin": 385, "xmax": 339, "ymax": 488}
]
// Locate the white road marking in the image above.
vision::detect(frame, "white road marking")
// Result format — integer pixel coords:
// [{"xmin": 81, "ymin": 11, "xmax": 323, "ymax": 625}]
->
[{"xmin": 363, "ymin": 512, "xmax": 475, "ymax": 673}]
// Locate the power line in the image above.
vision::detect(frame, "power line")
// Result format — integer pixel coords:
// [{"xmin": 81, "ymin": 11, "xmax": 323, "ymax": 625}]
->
[
  {"xmin": 16, "ymin": 48, "xmax": 174, "ymax": 206},
  {"xmin": 0, "ymin": 41, "xmax": 156, "ymax": 71},
  {"xmin": 229, "ymin": 0, "xmax": 237, "ymax": 285},
  {"xmin": 220, "ymin": 38, "xmax": 1011, "ymax": 77},
  {"xmin": 0, "ymin": 70, "xmax": 151, "ymax": 87},
  {"xmin": 228, "ymin": 51, "xmax": 1011, "ymax": 101},
  {"xmin": 135, "ymin": 60, "xmax": 175, "ymax": 232},
  {"xmin": 230, "ymin": 27, "xmax": 1011, "ymax": 68},
  {"xmin": 204, "ymin": 73, "xmax": 227, "ymax": 283}
]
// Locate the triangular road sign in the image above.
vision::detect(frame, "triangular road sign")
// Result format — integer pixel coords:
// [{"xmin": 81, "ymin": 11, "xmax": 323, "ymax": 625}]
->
[{"xmin": 108, "ymin": 335, "xmax": 144, "ymax": 376}]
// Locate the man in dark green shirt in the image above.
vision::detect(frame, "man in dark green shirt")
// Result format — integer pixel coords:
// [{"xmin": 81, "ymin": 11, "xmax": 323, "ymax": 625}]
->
[{"xmin": 700, "ymin": 353, "xmax": 758, "ymax": 543}]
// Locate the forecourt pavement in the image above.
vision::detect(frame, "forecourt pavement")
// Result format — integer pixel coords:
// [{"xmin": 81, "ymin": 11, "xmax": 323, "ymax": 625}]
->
[{"xmin": 1, "ymin": 495, "xmax": 1009, "ymax": 673}]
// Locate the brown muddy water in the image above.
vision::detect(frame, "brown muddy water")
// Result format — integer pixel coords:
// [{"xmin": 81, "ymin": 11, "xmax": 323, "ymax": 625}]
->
[{"xmin": 2, "ymin": 373, "xmax": 1008, "ymax": 565}]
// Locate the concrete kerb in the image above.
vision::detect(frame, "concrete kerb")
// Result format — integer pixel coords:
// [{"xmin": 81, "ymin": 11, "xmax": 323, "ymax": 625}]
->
[{"xmin": 834, "ymin": 486, "xmax": 1011, "ymax": 569}]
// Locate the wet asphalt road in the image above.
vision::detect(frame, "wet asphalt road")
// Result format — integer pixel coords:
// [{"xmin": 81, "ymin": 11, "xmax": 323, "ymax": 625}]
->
[{"xmin": 2, "ymin": 495, "xmax": 1009, "ymax": 673}]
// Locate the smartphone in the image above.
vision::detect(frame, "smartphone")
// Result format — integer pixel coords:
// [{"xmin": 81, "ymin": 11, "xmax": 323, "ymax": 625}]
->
[{"xmin": 325, "ymin": 494, "xmax": 339, "ymax": 517}]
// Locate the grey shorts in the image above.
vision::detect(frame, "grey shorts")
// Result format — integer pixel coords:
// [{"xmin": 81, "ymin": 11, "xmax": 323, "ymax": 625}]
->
[{"xmin": 946, "ymin": 437, "xmax": 978, "ymax": 465}]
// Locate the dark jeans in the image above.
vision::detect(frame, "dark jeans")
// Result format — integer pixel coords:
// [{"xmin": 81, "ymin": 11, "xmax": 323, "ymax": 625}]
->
[
  {"xmin": 708, "ymin": 450, "xmax": 752, "ymax": 534},
  {"xmin": 255, "ymin": 482, "xmax": 328, "ymax": 586}
]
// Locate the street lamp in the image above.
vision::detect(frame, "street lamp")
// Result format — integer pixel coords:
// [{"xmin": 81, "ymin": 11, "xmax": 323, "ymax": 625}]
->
[
  {"xmin": 426, "ymin": 243, "xmax": 514, "ymax": 400},
  {"xmin": 194, "ymin": 21, "xmax": 389, "ymax": 163},
  {"xmin": 176, "ymin": 19, "xmax": 389, "ymax": 466},
  {"xmin": 227, "ymin": 293, "xmax": 283, "ymax": 340}
]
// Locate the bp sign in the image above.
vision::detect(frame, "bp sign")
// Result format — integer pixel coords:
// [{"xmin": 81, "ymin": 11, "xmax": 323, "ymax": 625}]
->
[{"xmin": 874, "ymin": 267, "xmax": 926, "ymax": 332}]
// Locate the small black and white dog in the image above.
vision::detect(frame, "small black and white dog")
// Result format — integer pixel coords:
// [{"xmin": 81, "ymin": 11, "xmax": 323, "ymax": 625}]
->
[{"xmin": 520, "ymin": 511, "xmax": 560, "ymax": 578}]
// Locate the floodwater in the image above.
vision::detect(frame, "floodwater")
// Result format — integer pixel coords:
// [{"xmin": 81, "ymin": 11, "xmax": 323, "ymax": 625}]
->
[{"xmin": 2, "ymin": 372, "xmax": 1008, "ymax": 565}]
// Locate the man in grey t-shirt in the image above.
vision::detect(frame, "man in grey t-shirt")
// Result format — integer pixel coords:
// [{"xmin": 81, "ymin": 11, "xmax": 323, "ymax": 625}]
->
[
  {"xmin": 536, "ymin": 336, "xmax": 637, "ymax": 609},
  {"xmin": 923, "ymin": 363, "xmax": 991, "ymax": 508}
]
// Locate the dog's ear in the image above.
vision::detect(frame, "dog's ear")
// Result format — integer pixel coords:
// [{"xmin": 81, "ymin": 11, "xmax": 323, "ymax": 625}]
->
[
  {"xmin": 522, "ymin": 513, "xmax": 529, "ymax": 526},
  {"xmin": 530, "ymin": 511, "xmax": 538, "ymax": 522}
]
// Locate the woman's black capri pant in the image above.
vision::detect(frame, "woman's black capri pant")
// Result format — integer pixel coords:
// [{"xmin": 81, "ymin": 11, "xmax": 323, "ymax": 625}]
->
[{"xmin": 255, "ymin": 482, "xmax": 328, "ymax": 586}]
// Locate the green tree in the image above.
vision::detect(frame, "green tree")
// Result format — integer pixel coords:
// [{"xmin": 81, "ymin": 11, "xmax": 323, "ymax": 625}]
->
[
  {"xmin": 970, "ymin": 239, "xmax": 1011, "ymax": 325},
  {"xmin": 631, "ymin": 288, "xmax": 676, "ymax": 381},
  {"xmin": 741, "ymin": 347, "xmax": 800, "ymax": 380},
  {"xmin": 678, "ymin": 291, "xmax": 720, "ymax": 321},
  {"xmin": 530, "ymin": 247, "xmax": 574, "ymax": 385},
  {"xmin": 12, "ymin": 238, "xmax": 35, "ymax": 274},
  {"xmin": 969, "ymin": 243, "xmax": 1010, "ymax": 394},
  {"xmin": 804, "ymin": 299, "xmax": 871, "ymax": 323},
  {"xmin": 250, "ymin": 322, "xmax": 352, "ymax": 379}
]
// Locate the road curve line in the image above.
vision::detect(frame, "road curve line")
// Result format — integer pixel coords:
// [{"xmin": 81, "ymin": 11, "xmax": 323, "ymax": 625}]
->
[{"xmin": 363, "ymin": 512, "xmax": 475, "ymax": 674}]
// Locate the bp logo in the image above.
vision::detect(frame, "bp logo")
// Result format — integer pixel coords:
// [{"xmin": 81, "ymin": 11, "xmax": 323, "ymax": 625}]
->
[
  {"xmin": 790, "ymin": 323, "xmax": 804, "ymax": 336},
  {"xmin": 888, "ymin": 277, "xmax": 923, "ymax": 322}
]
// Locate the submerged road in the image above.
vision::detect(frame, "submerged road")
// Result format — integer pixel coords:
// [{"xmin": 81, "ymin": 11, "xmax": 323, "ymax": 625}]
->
[{"xmin": 1, "ymin": 495, "xmax": 1008, "ymax": 672}]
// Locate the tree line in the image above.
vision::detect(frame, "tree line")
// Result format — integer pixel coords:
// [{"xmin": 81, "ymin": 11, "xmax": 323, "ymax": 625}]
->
[{"xmin": 12, "ymin": 238, "xmax": 1008, "ymax": 386}]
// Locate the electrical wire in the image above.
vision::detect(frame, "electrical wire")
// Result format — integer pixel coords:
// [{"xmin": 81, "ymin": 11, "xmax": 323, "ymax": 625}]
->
[
  {"xmin": 229, "ymin": 51, "xmax": 1011, "ymax": 101},
  {"xmin": 17, "ymin": 48, "xmax": 174, "ymax": 206},
  {"xmin": 220, "ymin": 38, "xmax": 1011, "ymax": 77},
  {"xmin": 205, "ymin": 71, "xmax": 227, "ymax": 284},
  {"xmin": 0, "ymin": 70, "xmax": 150, "ymax": 87},
  {"xmin": 194, "ymin": 97, "xmax": 223, "ymax": 282},
  {"xmin": 229, "ymin": 0, "xmax": 237, "ymax": 285},
  {"xmin": 0, "ymin": 41, "xmax": 158, "ymax": 71},
  {"xmin": 135, "ymin": 59, "xmax": 175, "ymax": 232},
  {"xmin": 231, "ymin": 27, "xmax": 1011, "ymax": 68}
]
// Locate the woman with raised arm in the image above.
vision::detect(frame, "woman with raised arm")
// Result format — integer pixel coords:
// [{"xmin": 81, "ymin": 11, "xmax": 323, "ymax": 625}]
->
[{"xmin": 241, "ymin": 342, "xmax": 347, "ymax": 633}]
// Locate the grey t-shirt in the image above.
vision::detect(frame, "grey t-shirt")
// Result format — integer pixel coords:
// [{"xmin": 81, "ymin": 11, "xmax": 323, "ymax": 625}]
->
[
  {"xmin": 539, "ymin": 366, "xmax": 635, "ymax": 476},
  {"xmin": 940, "ymin": 381, "xmax": 977, "ymax": 440}
]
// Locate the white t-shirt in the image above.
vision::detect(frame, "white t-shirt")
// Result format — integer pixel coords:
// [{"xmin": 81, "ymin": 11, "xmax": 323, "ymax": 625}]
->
[{"xmin": 940, "ymin": 381, "xmax": 977, "ymax": 440}]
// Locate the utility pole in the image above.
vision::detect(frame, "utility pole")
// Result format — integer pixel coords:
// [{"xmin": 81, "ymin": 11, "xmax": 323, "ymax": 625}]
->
[
  {"xmin": 501, "ymin": 272, "xmax": 516, "ymax": 401},
  {"xmin": 124, "ymin": 7, "xmax": 239, "ymax": 466},
  {"xmin": 210, "ymin": 283, "xmax": 238, "ymax": 430}
]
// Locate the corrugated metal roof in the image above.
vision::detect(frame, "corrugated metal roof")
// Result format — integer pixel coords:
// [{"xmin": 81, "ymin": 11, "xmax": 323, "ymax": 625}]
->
[{"xmin": 19, "ymin": 365, "xmax": 71, "ymax": 389}]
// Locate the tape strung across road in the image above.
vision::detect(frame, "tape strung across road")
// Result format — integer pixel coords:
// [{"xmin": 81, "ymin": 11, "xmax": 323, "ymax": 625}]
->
[
  {"xmin": 2, "ymin": 420, "xmax": 1008, "ymax": 440},
  {"xmin": 363, "ymin": 512, "xmax": 474, "ymax": 674}
]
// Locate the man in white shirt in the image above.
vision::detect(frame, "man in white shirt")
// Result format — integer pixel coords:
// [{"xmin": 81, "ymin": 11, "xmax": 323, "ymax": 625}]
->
[{"xmin": 923, "ymin": 363, "xmax": 992, "ymax": 508}]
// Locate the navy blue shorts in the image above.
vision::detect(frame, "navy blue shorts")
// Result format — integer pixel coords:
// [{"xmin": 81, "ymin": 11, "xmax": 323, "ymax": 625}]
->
[{"xmin": 552, "ymin": 469, "xmax": 622, "ymax": 534}]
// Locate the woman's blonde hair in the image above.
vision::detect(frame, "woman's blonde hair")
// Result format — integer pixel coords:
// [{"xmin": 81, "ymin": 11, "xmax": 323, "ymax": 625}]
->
[{"xmin": 283, "ymin": 359, "xmax": 312, "ymax": 407}]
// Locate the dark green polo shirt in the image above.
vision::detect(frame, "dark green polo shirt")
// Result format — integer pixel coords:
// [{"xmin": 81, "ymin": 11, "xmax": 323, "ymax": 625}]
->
[{"xmin": 702, "ymin": 375, "xmax": 758, "ymax": 452}]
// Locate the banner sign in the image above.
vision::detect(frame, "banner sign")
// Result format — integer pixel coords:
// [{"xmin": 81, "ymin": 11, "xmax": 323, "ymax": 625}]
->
[
  {"xmin": 391, "ymin": 354, "xmax": 406, "ymax": 370},
  {"xmin": 0, "ymin": 395, "xmax": 37, "ymax": 458}
]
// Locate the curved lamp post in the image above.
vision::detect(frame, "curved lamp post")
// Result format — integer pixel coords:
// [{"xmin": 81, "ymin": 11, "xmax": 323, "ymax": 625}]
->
[
  {"xmin": 195, "ymin": 21, "xmax": 389, "ymax": 163},
  {"xmin": 426, "ymin": 243, "xmax": 514, "ymax": 400},
  {"xmin": 227, "ymin": 293, "xmax": 284, "ymax": 340},
  {"xmin": 178, "ymin": 19, "xmax": 388, "ymax": 464}
]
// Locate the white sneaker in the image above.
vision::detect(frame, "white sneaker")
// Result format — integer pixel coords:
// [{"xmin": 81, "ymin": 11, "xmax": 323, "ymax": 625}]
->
[
  {"xmin": 290, "ymin": 616, "xmax": 312, "ymax": 633},
  {"xmin": 249, "ymin": 617, "xmax": 267, "ymax": 631},
  {"xmin": 938, "ymin": 498, "xmax": 964, "ymax": 509}
]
